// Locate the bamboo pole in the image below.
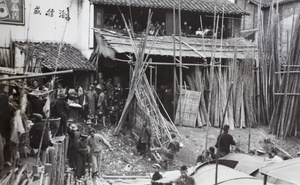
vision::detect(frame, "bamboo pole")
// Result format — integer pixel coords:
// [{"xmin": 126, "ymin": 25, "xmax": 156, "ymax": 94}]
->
[
  {"xmin": 207, "ymin": 6, "xmax": 217, "ymax": 123},
  {"xmin": 215, "ymin": 82, "xmax": 233, "ymax": 185},
  {"xmin": 173, "ymin": 0, "xmax": 177, "ymax": 121},
  {"xmin": 174, "ymin": 37, "xmax": 205, "ymax": 59},
  {"xmin": 178, "ymin": 0, "xmax": 183, "ymax": 126}
]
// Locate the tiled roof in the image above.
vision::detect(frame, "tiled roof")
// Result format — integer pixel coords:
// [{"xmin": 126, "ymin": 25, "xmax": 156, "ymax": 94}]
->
[
  {"xmin": 94, "ymin": 29, "xmax": 257, "ymax": 60},
  {"xmin": 248, "ymin": 0, "xmax": 298, "ymax": 7},
  {"xmin": 91, "ymin": 0, "xmax": 249, "ymax": 16},
  {"xmin": 14, "ymin": 41, "xmax": 95, "ymax": 71}
]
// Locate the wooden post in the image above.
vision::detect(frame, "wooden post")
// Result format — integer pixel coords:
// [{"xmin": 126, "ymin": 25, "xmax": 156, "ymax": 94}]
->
[
  {"xmin": 49, "ymin": 145, "xmax": 57, "ymax": 184},
  {"xmin": 65, "ymin": 135, "xmax": 69, "ymax": 159},
  {"xmin": 155, "ymin": 65, "xmax": 157, "ymax": 92},
  {"xmin": 45, "ymin": 163, "xmax": 52, "ymax": 183},
  {"xmin": 56, "ymin": 143, "xmax": 62, "ymax": 185},
  {"xmin": 61, "ymin": 141, "xmax": 65, "ymax": 185},
  {"xmin": 33, "ymin": 165, "xmax": 39, "ymax": 181}
]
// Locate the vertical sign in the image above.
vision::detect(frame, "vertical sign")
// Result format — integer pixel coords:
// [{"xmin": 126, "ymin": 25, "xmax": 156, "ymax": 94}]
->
[{"xmin": 0, "ymin": 0, "xmax": 24, "ymax": 25}]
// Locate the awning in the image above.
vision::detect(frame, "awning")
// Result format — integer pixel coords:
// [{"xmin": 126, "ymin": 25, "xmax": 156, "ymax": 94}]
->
[
  {"xmin": 95, "ymin": 29, "xmax": 256, "ymax": 60},
  {"xmin": 193, "ymin": 164, "xmax": 275, "ymax": 185},
  {"xmin": 260, "ymin": 157, "xmax": 300, "ymax": 185},
  {"xmin": 221, "ymin": 153, "xmax": 269, "ymax": 175},
  {"xmin": 91, "ymin": 0, "xmax": 249, "ymax": 16}
]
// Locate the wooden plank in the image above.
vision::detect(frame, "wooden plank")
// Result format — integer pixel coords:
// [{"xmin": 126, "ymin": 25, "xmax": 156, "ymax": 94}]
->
[{"xmin": 175, "ymin": 89, "xmax": 201, "ymax": 127}]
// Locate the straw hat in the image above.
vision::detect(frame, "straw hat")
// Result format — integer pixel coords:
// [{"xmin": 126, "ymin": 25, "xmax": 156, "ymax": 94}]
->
[
  {"xmin": 57, "ymin": 91, "xmax": 66, "ymax": 99},
  {"xmin": 96, "ymin": 84, "xmax": 102, "ymax": 90},
  {"xmin": 32, "ymin": 113, "xmax": 43, "ymax": 120},
  {"xmin": 152, "ymin": 163, "xmax": 161, "ymax": 169},
  {"xmin": 67, "ymin": 118, "xmax": 74, "ymax": 122},
  {"xmin": 86, "ymin": 119, "xmax": 92, "ymax": 125},
  {"xmin": 69, "ymin": 124, "xmax": 78, "ymax": 131},
  {"xmin": 89, "ymin": 128, "xmax": 96, "ymax": 134},
  {"xmin": 256, "ymin": 148, "xmax": 265, "ymax": 155},
  {"xmin": 68, "ymin": 89, "xmax": 78, "ymax": 97},
  {"xmin": 80, "ymin": 133, "xmax": 88, "ymax": 138}
]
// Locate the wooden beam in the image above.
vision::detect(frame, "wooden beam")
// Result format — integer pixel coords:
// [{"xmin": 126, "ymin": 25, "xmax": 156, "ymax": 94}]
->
[
  {"xmin": 282, "ymin": 65, "xmax": 300, "ymax": 67},
  {"xmin": 0, "ymin": 69, "xmax": 73, "ymax": 81},
  {"xmin": 274, "ymin": 93, "xmax": 300, "ymax": 96},
  {"xmin": 275, "ymin": 71, "xmax": 300, "ymax": 74},
  {"xmin": 205, "ymin": 15, "xmax": 242, "ymax": 19},
  {"xmin": 114, "ymin": 58, "xmax": 228, "ymax": 67}
]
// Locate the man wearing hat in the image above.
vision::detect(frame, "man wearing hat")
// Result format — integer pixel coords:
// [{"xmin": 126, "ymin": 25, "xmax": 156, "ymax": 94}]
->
[
  {"xmin": 87, "ymin": 129, "xmax": 112, "ymax": 178},
  {"xmin": 87, "ymin": 85, "xmax": 98, "ymax": 118},
  {"xmin": 174, "ymin": 165, "xmax": 195, "ymax": 185},
  {"xmin": 160, "ymin": 133, "xmax": 180, "ymax": 170},
  {"xmin": 68, "ymin": 89, "xmax": 79, "ymax": 104},
  {"xmin": 215, "ymin": 124, "xmax": 236, "ymax": 157},
  {"xmin": 28, "ymin": 93, "xmax": 45, "ymax": 119},
  {"xmin": 76, "ymin": 133, "xmax": 89, "ymax": 179},
  {"xmin": 75, "ymin": 82, "xmax": 84, "ymax": 104},
  {"xmin": 67, "ymin": 122, "xmax": 80, "ymax": 170},
  {"xmin": 52, "ymin": 91, "xmax": 69, "ymax": 136}
]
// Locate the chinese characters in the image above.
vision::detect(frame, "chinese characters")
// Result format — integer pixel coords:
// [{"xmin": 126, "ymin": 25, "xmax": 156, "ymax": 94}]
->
[{"xmin": 33, "ymin": 5, "xmax": 70, "ymax": 21}]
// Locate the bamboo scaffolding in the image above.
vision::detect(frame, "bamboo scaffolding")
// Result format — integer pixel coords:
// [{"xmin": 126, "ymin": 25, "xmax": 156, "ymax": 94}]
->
[
  {"xmin": 114, "ymin": 10, "xmax": 181, "ymax": 147},
  {"xmin": 268, "ymin": 10, "xmax": 300, "ymax": 138}
]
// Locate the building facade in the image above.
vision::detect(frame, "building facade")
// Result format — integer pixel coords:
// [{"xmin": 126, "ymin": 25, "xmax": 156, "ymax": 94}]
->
[{"xmin": 236, "ymin": 0, "xmax": 300, "ymax": 55}]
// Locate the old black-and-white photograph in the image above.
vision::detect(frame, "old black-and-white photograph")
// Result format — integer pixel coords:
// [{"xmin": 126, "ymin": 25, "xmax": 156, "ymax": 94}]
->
[{"xmin": 0, "ymin": 0, "xmax": 300, "ymax": 184}]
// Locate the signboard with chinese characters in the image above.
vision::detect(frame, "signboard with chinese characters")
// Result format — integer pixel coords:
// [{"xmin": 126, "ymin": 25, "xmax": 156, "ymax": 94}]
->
[
  {"xmin": 33, "ymin": 5, "xmax": 70, "ymax": 21},
  {"xmin": 0, "ymin": 0, "xmax": 24, "ymax": 25}
]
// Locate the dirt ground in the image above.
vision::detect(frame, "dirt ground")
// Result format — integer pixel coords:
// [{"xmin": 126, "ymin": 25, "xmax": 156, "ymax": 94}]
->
[
  {"xmin": 2, "ymin": 123, "xmax": 300, "ymax": 179},
  {"xmin": 79, "ymin": 123, "xmax": 300, "ymax": 176}
]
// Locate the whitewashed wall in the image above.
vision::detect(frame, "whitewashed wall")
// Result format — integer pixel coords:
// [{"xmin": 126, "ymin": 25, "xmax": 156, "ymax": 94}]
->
[{"xmin": 0, "ymin": 0, "xmax": 93, "ymax": 58}]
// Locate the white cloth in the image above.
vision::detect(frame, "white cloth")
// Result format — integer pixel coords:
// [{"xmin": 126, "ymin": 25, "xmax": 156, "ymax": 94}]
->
[{"xmin": 10, "ymin": 110, "xmax": 25, "ymax": 144}]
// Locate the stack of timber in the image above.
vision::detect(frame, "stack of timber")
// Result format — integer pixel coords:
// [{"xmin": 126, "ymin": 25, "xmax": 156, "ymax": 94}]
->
[
  {"xmin": 256, "ymin": 1, "xmax": 282, "ymax": 125},
  {"xmin": 186, "ymin": 57, "xmax": 256, "ymax": 129},
  {"xmin": 269, "ymin": 11, "xmax": 300, "ymax": 138},
  {"xmin": 47, "ymin": 137, "xmax": 67, "ymax": 185},
  {"xmin": 0, "ymin": 165, "xmax": 32, "ymax": 185},
  {"xmin": 0, "ymin": 136, "xmax": 67, "ymax": 185},
  {"xmin": 115, "ymin": 10, "xmax": 180, "ymax": 148}
]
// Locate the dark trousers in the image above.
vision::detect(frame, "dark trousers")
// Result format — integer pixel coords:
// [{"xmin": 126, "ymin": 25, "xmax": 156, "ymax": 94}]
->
[
  {"xmin": 68, "ymin": 147, "xmax": 77, "ymax": 169},
  {"xmin": 57, "ymin": 114, "xmax": 67, "ymax": 136},
  {"xmin": 76, "ymin": 152, "xmax": 87, "ymax": 178},
  {"xmin": 139, "ymin": 143, "xmax": 147, "ymax": 154}
]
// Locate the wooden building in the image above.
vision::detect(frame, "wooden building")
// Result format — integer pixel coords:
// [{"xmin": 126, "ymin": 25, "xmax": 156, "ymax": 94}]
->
[{"xmin": 90, "ymin": 0, "xmax": 258, "ymax": 129}]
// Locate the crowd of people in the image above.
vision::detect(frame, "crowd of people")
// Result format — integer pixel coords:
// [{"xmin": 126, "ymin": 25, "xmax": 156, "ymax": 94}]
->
[
  {"xmin": 1, "ymin": 76, "xmax": 290, "ymax": 185},
  {"xmin": 102, "ymin": 14, "xmax": 228, "ymax": 38},
  {"xmin": 0, "ymin": 77, "xmax": 126, "ymax": 181}
]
